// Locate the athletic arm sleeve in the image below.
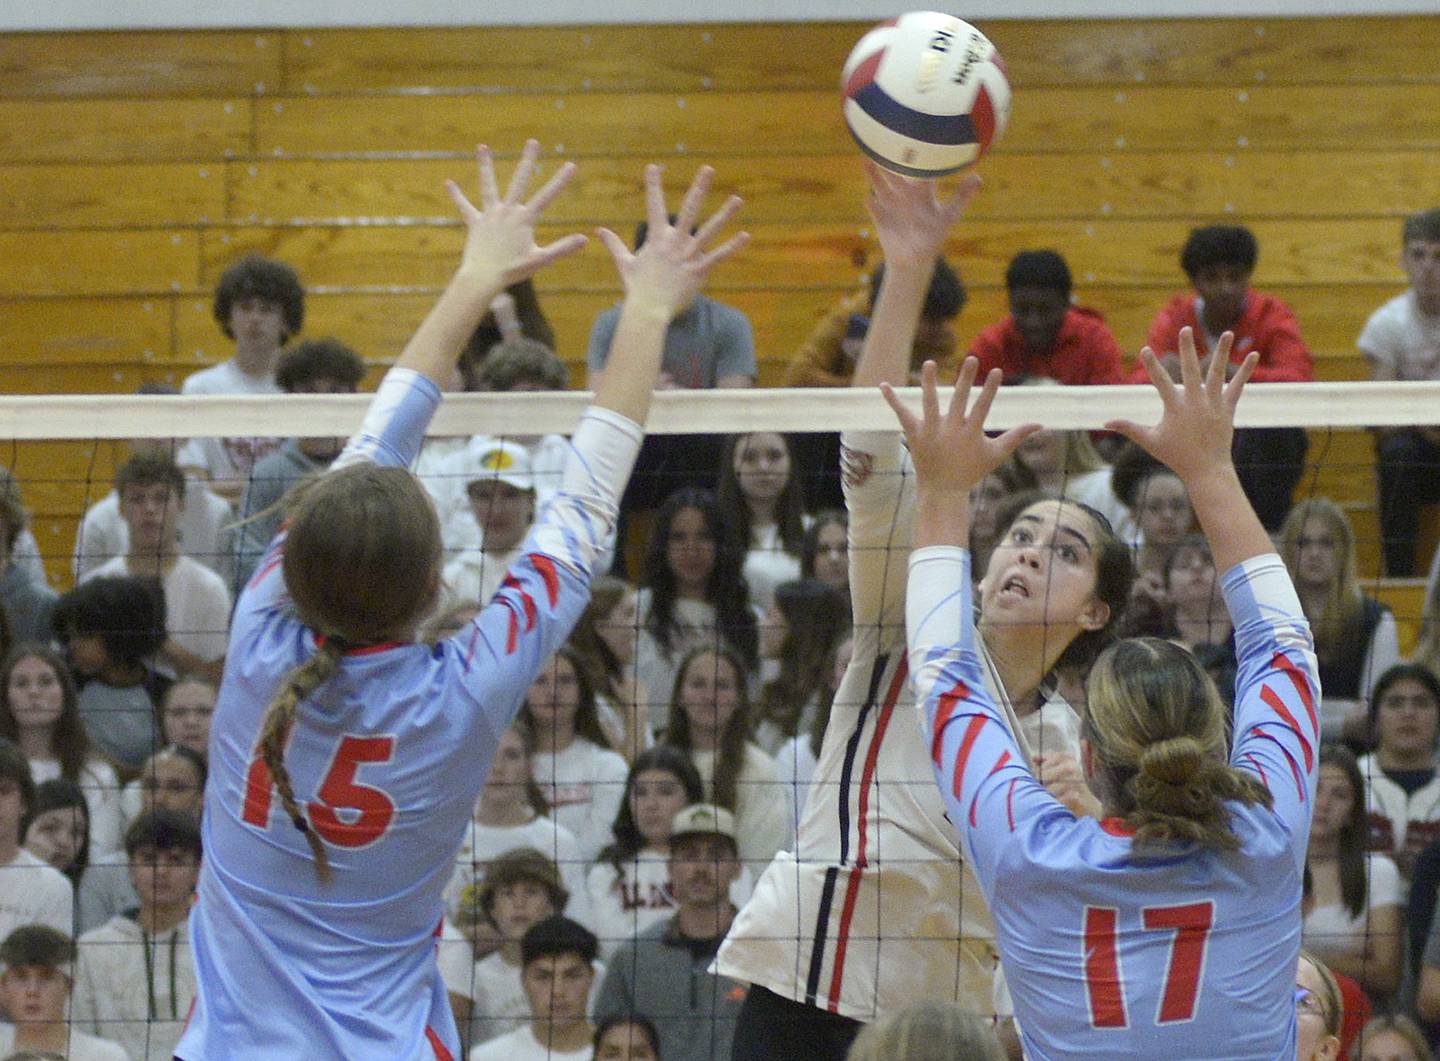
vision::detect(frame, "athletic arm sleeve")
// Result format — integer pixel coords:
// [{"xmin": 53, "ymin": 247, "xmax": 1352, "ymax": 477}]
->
[
  {"xmin": 1222, "ymin": 554, "xmax": 1321, "ymax": 872},
  {"xmin": 842, "ymin": 429, "xmax": 916, "ymax": 656},
  {"xmin": 907, "ymin": 546, "xmax": 1063, "ymax": 895}
]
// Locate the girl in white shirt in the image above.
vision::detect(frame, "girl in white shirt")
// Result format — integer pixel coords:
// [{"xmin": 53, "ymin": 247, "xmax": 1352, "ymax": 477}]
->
[
  {"xmin": 718, "ymin": 432, "xmax": 808, "ymax": 612},
  {"xmin": 753, "ymin": 579, "xmax": 849, "ymax": 755}
]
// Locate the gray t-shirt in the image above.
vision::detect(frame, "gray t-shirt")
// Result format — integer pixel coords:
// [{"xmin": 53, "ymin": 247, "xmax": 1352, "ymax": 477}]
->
[{"xmin": 586, "ymin": 294, "xmax": 755, "ymax": 388}]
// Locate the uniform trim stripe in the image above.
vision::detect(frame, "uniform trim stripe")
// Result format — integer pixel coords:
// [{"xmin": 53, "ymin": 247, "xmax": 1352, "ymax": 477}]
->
[
  {"xmin": 1260, "ymin": 684, "xmax": 1313, "ymax": 772},
  {"xmin": 804, "ymin": 866, "xmax": 842, "ymax": 1006},
  {"xmin": 426, "ymin": 1025, "xmax": 453, "ymax": 1060},
  {"xmin": 851, "ymin": 82, "xmax": 978, "ymax": 146}
]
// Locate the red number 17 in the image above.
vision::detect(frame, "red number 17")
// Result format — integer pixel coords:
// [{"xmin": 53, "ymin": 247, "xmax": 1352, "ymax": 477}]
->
[
  {"xmin": 1083, "ymin": 900, "xmax": 1214, "ymax": 1029},
  {"xmin": 242, "ymin": 734, "xmax": 397, "ymax": 849}
]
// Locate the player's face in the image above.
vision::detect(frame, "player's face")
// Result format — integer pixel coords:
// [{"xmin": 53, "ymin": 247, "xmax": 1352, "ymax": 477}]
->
[
  {"xmin": 129, "ymin": 845, "xmax": 200, "ymax": 912},
  {"xmin": 163, "ymin": 680, "xmax": 216, "ymax": 754},
  {"xmin": 1401, "ymin": 238, "xmax": 1440, "ymax": 305},
  {"xmin": 1293, "ymin": 522, "xmax": 1342, "ymax": 589},
  {"xmin": 467, "ymin": 480, "xmax": 535, "ymax": 554},
  {"xmin": 979, "ymin": 501, "xmax": 1109, "ymax": 639},
  {"xmin": 596, "ymin": 590, "xmax": 639, "ymax": 665},
  {"xmin": 0, "ymin": 964, "xmax": 69, "ymax": 1024},
  {"xmin": 678, "ymin": 652, "xmax": 743, "ymax": 739},
  {"xmin": 669, "ymin": 832, "xmax": 740, "ymax": 907},
  {"xmin": 1190, "ymin": 264, "xmax": 1251, "ymax": 329},
  {"xmin": 6, "ymin": 654, "xmax": 65, "ymax": 735},
  {"xmin": 666, "ymin": 506, "xmax": 716, "ymax": 595},
  {"xmin": 596, "ymin": 1021, "xmax": 659, "ymax": 1060},
  {"xmin": 1295, "ymin": 956, "xmax": 1340, "ymax": 1061},
  {"xmin": 733, "ymin": 433, "xmax": 791, "ymax": 508},
  {"xmin": 526, "ymin": 654, "xmax": 581, "ymax": 735},
  {"xmin": 810, "ymin": 521, "xmax": 848, "ymax": 590},
  {"xmin": 1359, "ymin": 1029, "xmax": 1425, "ymax": 1061},
  {"xmin": 1009, "ymin": 285, "xmax": 1070, "ymax": 355},
  {"xmin": 1166, "ymin": 543, "xmax": 1219, "ymax": 611},
  {"xmin": 969, "ymin": 473, "xmax": 1013, "ymax": 542},
  {"xmin": 759, "ymin": 602, "xmax": 789, "ymax": 660},
  {"xmin": 521, "ymin": 952, "xmax": 593, "ymax": 1026},
  {"xmin": 140, "ymin": 754, "xmax": 205, "ymax": 817},
  {"xmin": 631, "ymin": 769, "xmax": 691, "ymax": 847},
  {"xmin": 1311, "ymin": 764, "xmax": 1356, "ymax": 842},
  {"xmin": 492, "ymin": 880, "xmax": 557, "ymax": 941},
  {"xmin": 119, "ymin": 481, "xmax": 183, "ymax": 551},
  {"xmin": 1134, "ymin": 472, "xmax": 1192, "ymax": 547},
  {"xmin": 1375, "ymin": 678, "xmax": 1440, "ymax": 761},
  {"xmin": 24, "ymin": 804, "xmax": 86, "ymax": 871},
  {"xmin": 227, "ymin": 296, "xmax": 288, "ymax": 353},
  {"xmin": 1015, "ymin": 429, "xmax": 1066, "ymax": 478}
]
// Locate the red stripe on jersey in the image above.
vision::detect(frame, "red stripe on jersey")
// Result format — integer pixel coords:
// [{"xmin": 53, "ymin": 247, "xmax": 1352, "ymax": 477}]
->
[
  {"xmin": 950, "ymin": 715, "xmax": 990, "ymax": 802},
  {"xmin": 1083, "ymin": 906, "xmax": 1128, "ymax": 1028},
  {"xmin": 501, "ymin": 575, "xmax": 539, "ymax": 632},
  {"xmin": 1271, "ymin": 651, "xmax": 1318, "ymax": 734},
  {"xmin": 249, "ymin": 549, "xmax": 283, "ymax": 590},
  {"xmin": 825, "ymin": 656, "xmax": 907, "ymax": 1012},
  {"xmin": 504, "ymin": 605, "xmax": 519, "ymax": 655},
  {"xmin": 529, "ymin": 553, "xmax": 561, "ymax": 607},
  {"xmin": 1242, "ymin": 752, "xmax": 1269, "ymax": 792},
  {"xmin": 1006, "ymin": 777, "xmax": 1019, "ymax": 831},
  {"xmin": 1250, "ymin": 727, "xmax": 1307, "ymax": 801},
  {"xmin": 825, "ymin": 864, "xmax": 867, "ymax": 1013},
  {"xmin": 1260, "ymin": 684, "xmax": 1313, "ymax": 772},
  {"xmin": 930, "ymin": 679, "xmax": 971, "ymax": 769},
  {"xmin": 969, "ymin": 749, "xmax": 1012, "ymax": 828},
  {"xmin": 425, "ymin": 1025, "xmax": 454, "ymax": 1060}
]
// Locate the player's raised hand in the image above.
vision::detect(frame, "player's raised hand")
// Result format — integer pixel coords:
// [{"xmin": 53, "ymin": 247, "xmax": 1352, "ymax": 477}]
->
[
  {"xmin": 1106, "ymin": 327, "xmax": 1259, "ymax": 486},
  {"xmin": 596, "ymin": 164, "xmax": 748, "ymax": 321},
  {"xmin": 865, "ymin": 160, "xmax": 981, "ymax": 269},
  {"xmin": 882, "ymin": 357, "xmax": 1039, "ymax": 497},
  {"xmin": 445, "ymin": 140, "xmax": 588, "ymax": 291}
]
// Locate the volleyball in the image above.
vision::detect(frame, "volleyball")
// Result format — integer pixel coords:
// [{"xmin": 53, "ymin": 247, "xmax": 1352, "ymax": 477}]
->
[{"xmin": 841, "ymin": 12, "xmax": 1011, "ymax": 178}]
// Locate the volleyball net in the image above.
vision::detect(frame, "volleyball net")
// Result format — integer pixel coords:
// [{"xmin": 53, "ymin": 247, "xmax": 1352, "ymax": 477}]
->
[{"xmin": 2, "ymin": 379, "xmax": 1439, "ymax": 1055}]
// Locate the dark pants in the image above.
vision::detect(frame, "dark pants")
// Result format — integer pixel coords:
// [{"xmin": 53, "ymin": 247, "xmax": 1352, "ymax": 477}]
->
[
  {"xmin": 1377, "ymin": 428, "xmax": 1440, "ymax": 576},
  {"xmin": 730, "ymin": 985, "xmax": 863, "ymax": 1061},
  {"xmin": 1232, "ymin": 426, "xmax": 1309, "ymax": 531}
]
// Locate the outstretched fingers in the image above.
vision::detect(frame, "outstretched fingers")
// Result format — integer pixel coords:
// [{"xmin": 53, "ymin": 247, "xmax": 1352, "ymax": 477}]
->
[
  {"xmin": 941, "ymin": 172, "xmax": 984, "ymax": 224},
  {"xmin": 691, "ymin": 194, "xmax": 743, "ymax": 250},
  {"xmin": 595, "ymin": 226, "xmax": 631, "ymax": 267},
  {"xmin": 673, "ymin": 165, "xmax": 715, "ymax": 238},
  {"xmin": 474, "ymin": 145, "xmax": 501, "ymax": 210},
  {"xmin": 524, "ymin": 232, "xmax": 589, "ymax": 272},
  {"xmin": 523, "ymin": 159, "xmax": 579, "ymax": 217},
  {"xmin": 695, "ymin": 229, "xmax": 750, "ymax": 272},
  {"xmin": 503, "ymin": 139, "xmax": 541, "ymax": 205},
  {"xmin": 444, "ymin": 179, "xmax": 480, "ymax": 222},
  {"xmin": 643, "ymin": 164, "xmax": 667, "ymax": 236},
  {"xmin": 879, "ymin": 380, "xmax": 921, "ymax": 438},
  {"xmin": 1225, "ymin": 350, "xmax": 1261, "ymax": 409}
]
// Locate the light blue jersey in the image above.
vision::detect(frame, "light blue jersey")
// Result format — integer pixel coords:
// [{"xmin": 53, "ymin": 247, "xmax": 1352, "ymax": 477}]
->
[
  {"xmin": 177, "ymin": 369, "xmax": 641, "ymax": 1061},
  {"xmin": 908, "ymin": 550, "xmax": 1320, "ymax": 1061}
]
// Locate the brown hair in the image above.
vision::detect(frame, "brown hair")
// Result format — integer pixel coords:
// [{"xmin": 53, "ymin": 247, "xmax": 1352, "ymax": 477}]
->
[
  {"xmin": 846, "ymin": 1000, "xmax": 1003, "ymax": 1061},
  {"xmin": 1084, "ymin": 637, "xmax": 1271, "ymax": 850},
  {"xmin": 1357, "ymin": 1014, "xmax": 1433, "ymax": 1061},
  {"xmin": 666, "ymin": 647, "xmax": 752, "ymax": 812},
  {"xmin": 474, "ymin": 846, "xmax": 569, "ymax": 922},
  {"xmin": 0, "ymin": 646, "xmax": 88, "ymax": 784},
  {"xmin": 755, "ymin": 580, "xmax": 849, "ymax": 744},
  {"xmin": 1279, "ymin": 498, "xmax": 1364, "ymax": 666},
  {"xmin": 523, "ymin": 647, "xmax": 615, "ymax": 751},
  {"xmin": 259, "ymin": 463, "xmax": 442, "ymax": 883}
]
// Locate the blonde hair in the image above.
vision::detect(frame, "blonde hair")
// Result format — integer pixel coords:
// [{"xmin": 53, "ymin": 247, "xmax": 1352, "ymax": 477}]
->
[
  {"xmin": 1085, "ymin": 637, "xmax": 1271, "ymax": 850},
  {"xmin": 846, "ymin": 1001, "xmax": 1003, "ymax": 1061},
  {"xmin": 1279, "ymin": 498, "xmax": 1363, "ymax": 665},
  {"xmin": 1357, "ymin": 1014, "xmax": 1433, "ymax": 1061},
  {"xmin": 1299, "ymin": 949, "xmax": 1343, "ymax": 1041},
  {"xmin": 260, "ymin": 462, "xmax": 443, "ymax": 884}
]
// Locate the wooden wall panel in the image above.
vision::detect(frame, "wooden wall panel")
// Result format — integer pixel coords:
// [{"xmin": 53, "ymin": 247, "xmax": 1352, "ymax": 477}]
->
[
  {"xmin": 0, "ymin": 31, "xmax": 282, "ymax": 97},
  {"xmin": 0, "ymin": 298, "xmax": 172, "ymax": 364},
  {"xmin": 0, "ymin": 230, "xmax": 198, "ymax": 297},
  {"xmin": 0, "ymin": 163, "xmax": 225, "ymax": 229},
  {"xmin": 0, "ymin": 99, "xmax": 250, "ymax": 163}
]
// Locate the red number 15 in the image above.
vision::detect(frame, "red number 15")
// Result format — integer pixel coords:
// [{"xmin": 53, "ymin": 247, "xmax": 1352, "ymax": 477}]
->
[
  {"xmin": 242, "ymin": 734, "xmax": 397, "ymax": 849},
  {"xmin": 1084, "ymin": 900, "xmax": 1214, "ymax": 1029}
]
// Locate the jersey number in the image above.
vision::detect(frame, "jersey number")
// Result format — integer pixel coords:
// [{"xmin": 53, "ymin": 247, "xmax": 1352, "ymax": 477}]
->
[
  {"xmin": 1083, "ymin": 901, "xmax": 1214, "ymax": 1029},
  {"xmin": 242, "ymin": 735, "xmax": 397, "ymax": 848}
]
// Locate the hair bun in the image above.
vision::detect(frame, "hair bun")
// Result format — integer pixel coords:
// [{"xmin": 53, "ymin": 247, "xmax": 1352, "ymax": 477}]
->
[{"xmin": 1137, "ymin": 736, "xmax": 1206, "ymax": 787}]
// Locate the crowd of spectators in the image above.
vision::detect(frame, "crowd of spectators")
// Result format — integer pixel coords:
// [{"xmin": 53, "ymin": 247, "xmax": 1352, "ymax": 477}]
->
[{"xmin": 0, "ymin": 209, "xmax": 1437, "ymax": 1059}]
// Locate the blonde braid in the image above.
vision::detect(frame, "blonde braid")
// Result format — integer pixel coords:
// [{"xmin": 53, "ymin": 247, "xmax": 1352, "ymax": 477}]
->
[{"xmin": 258, "ymin": 638, "xmax": 345, "ymax": 884}]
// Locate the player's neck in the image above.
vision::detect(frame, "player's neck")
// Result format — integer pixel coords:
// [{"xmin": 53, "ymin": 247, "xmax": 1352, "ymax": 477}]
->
[
  {"xmin": 125, "ymin": 543, "xmax": 178, "ymax": 574},
  {"xmin": 14, "ymin": 1021, "xmax": 70, "ymax": 1053},
  {"xmin": 676, "ymin": 899, "xmax": 736, "ymax": 941},
  {"xmin": 15, "ymin": 726, "xmax": 50, "ymax": 762},
  {"xmin": 979, "ymin": 628, "xmax": 1057, "ymax": 714},
  {"xmin": 532, "ymin": 1016, "xmax": 593, "ymax": 1052},
  {"xmin": 498, "ymin": 939, "xmax": 522, "ymax": 965},
  {"xmin": 231, "ymin": 341, "xmax": 280, "ymax": 378},
  {"xmin": 475, "ymin": 791, "xmax": 536, "ymax": 826},
  {"xmin": 1307, "ymin": 833, "xmax": 1339, "ymax": 861},
  {"xmin": 1377, "ymin": 745, "xmax": 1435, "ymax": 772},
  {"xmin": 534, "ymin": 721, "xmax": 576, "ymax": 754},
  {"xmin": 139, "ymin": 900, "xmax": 190, "ymax": 934}
]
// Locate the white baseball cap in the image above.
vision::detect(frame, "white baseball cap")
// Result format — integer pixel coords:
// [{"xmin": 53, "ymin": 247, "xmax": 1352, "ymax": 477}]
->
[{"xmin": 464, "ymin": 439, "xmax": 535, "ymax": 494}]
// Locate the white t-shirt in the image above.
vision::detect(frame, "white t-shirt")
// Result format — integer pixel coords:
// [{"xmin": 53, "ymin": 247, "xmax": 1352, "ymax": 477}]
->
[
  {"xmin": 689, "ymin": 743, "xmax": 788, "ymax": 869},
  {"xmin": 0, "ymin": 847, "xmax": 74, "ymax": 941},
  {"xmin": 0, "ymin": 1023, "xmax": 130, "ymax": 1060},
  {"xmin": 464, "ymin": 953, "xmax": 605, "ymax": 1048},
  {"xmin": 176, "ymin": 359, "xmax": 284, "ymax": 484},
  {"xmin": 585, "ymin": 849, "xmax": 754, "ymax": 962},
  {"xmin": 741, "ymin": 523, "xmax": 802, "ymax": 613},
  {"xmin": 531, "ymin": 740, "xmax": 628, "ymax": 864},
  {"xmin": 442, "ymin": 545, "xmax": 524, "ymax": 611},
  {"xmin": 1358, "ymin": 289, "xmax": 1440, "ymax": 380},
  {"xmin": 468, "ymin": 1023, "xmax": 593, "ymax": 1061},
  {"xmin": 85, "ymin": 555, "xmax": 231, "ymax": 665},
  {"xmin": 444, "ymin": 815, "xmax": 592, "ymax": 931},
  {"xmin": 73, "ymin": 482, "xmax": 234, "ymax": 583},
  {"xmin": 1302, "ymin": 852, "xmax": 1403, "ymax": 961},
  {"xmin": 29, "ymin": 756, "xmax": 125, "ymax": 857}
]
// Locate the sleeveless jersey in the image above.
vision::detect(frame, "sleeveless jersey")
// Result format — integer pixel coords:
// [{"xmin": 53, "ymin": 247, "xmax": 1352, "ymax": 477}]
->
[
  {"xmin": 177, "ymin": 369, "xmax": 641, "ymax": 1060},
  {"xmin": 910, "ymin": 548, "xmax": 1320, "ymax": 1060}
]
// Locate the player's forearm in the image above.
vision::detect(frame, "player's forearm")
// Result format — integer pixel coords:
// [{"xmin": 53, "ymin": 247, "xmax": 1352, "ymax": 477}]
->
[
  {"xmin": 1182, "ymin": 466, "xmax": 1273, "ymax": 575},
  {"xmin": 851, "ymin": 261, "xmax": 929, "ymax": 389},
  {"xmin": 588, "ymin": 299, "xmax": 670, "ymax": 426},
  {"xmin": 334, "ymin": 369, "xmax": 442, "ymax": 471},
  {"xmin": 393, "ymin": 267, "xmax": 503, "ymax": 388}
]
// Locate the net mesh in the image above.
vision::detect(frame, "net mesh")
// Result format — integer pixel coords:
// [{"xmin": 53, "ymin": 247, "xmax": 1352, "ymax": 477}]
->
[{"xmin": 1, "ymin": 382, "xmax": 1437, "ymax": 1057}]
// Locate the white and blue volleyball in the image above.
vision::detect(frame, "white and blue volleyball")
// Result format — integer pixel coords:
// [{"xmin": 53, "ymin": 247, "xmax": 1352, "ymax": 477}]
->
[{"xmin": 842, "ymin": 12, "xmax": 1011, "ymax": 178}]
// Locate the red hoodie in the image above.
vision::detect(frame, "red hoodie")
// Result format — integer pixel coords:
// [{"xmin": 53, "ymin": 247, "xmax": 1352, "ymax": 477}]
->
[
  {"xmin": 969, "ymin": 305, "xmax": 1125, "ymax": 385},
  {"xmin": 1135, "ymin": 291, "xmax": 1314, "ymax": 383}
]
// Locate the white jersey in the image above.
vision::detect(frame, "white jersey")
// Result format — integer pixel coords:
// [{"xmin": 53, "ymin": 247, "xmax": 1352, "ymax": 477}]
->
[{"xmin": 714, "ymin": 430, "xmax": 1080, "ymax": 1021}]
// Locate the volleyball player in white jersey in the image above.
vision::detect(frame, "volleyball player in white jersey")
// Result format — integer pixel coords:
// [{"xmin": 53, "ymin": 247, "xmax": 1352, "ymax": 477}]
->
[
  {"xmin": 718, "ymin": 166, "xmax": 1135, "ymax": 1058},
  {"xmin": 176, "ymin": 144, "xmax": 747, "ymax": 1061}
]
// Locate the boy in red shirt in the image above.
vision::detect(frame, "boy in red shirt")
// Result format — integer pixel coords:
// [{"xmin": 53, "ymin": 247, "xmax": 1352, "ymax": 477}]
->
[{"xmin": 1140, "ymin": 224, "xmax": 1313, "ymax": 528}]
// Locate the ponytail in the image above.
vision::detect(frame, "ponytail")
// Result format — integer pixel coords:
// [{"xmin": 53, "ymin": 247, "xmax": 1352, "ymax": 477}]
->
[
  {"xmin": 1086, "ymin": 637, "xmax": 1271, "ymax": 852},
  {"xmin": 258, "ymin": 638, "xmax": 345, "ymax": 884}
]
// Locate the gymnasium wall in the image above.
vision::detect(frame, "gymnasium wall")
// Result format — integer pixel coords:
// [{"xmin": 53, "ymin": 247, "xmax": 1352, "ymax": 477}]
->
[{"xmin": 1, "ymin": 15, "xmax": 1438, "ymax": 603}]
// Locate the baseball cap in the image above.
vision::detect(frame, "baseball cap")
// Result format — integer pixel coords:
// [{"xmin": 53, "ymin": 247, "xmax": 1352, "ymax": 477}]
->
[
  {"xmin": 670, "ymin": 803, "xmax": 738, "ymax": 847},
  {"xmin": 464, "ymin": 438, "xmax": 535, "ymax": 494}
]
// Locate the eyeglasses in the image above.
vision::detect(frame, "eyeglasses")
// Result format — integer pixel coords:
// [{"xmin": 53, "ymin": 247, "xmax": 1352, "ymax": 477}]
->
[{"xmin": 1295, "ymin": 987, "xmax": 1332, "ymax": 1028}]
